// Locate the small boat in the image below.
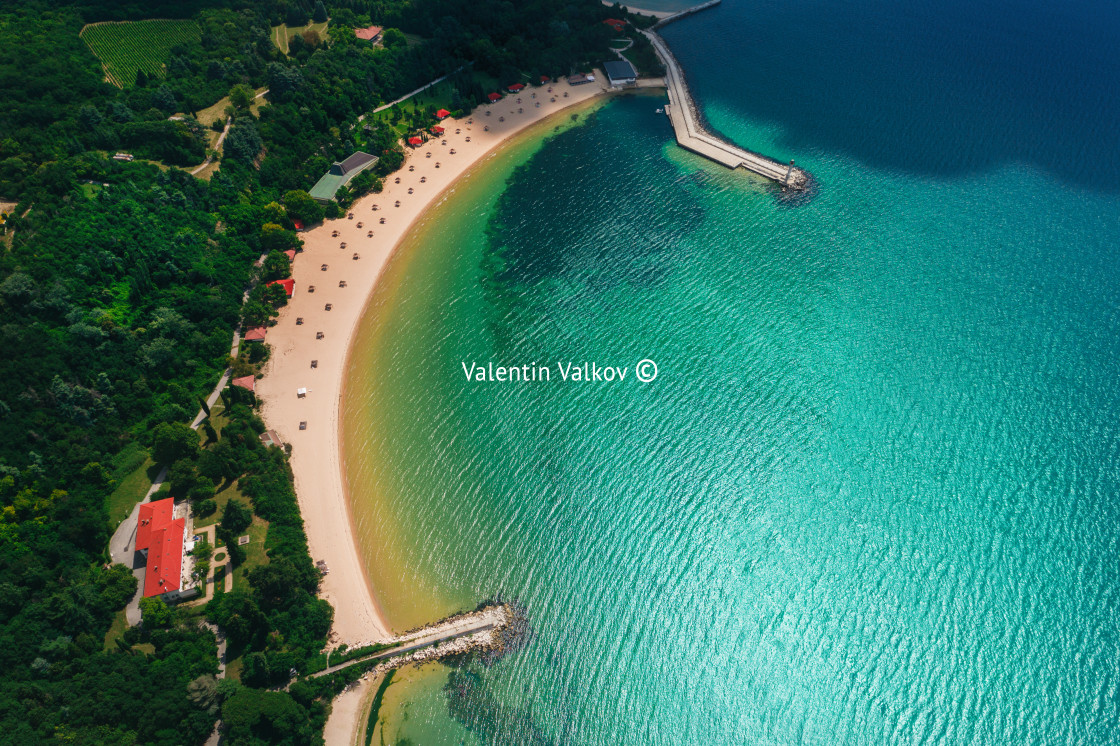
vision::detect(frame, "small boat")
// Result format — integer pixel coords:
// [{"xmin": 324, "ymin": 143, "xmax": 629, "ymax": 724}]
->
[{"xmin": 655, "ymin": 107, "xmax": 663, "ymax": 114}]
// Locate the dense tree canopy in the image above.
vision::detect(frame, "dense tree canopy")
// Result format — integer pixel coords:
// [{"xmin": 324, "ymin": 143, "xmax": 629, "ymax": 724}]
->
[{"xmin": 0, "ymin": 0, "xmax": 627, "ymax": 740}]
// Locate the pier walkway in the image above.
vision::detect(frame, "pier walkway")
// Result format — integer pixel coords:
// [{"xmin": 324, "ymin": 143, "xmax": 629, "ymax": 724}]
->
[
  {"xmin": 310, "ymin": 604, "xmax": 509, "ymax": 679},
  {"xmin": 641, "ymin": 0, "xmax": 809, "ymax": 188}
]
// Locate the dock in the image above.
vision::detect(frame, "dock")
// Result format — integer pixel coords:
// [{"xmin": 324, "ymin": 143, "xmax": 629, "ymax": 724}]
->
[
  {"xmin": 641, "ymin": 0, "xmax": 809, "ymax": 189},
  {"xmin": 309, "ymin": 603, "xmax": 514, "ymax": 680}
]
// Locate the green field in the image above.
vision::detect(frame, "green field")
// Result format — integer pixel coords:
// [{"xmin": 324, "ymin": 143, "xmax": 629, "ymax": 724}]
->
[
  {"xmin": 269, "ymin": 21, "xmax": 328, "ymax": 55},
  {"xmin": 80, "ymin": 19, "xmax": 201, "ymax": 88}
]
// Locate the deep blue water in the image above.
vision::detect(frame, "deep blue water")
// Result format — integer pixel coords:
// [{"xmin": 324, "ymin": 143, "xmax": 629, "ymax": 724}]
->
[{"xmin": 662, "ymin": 0, "xmax": 1120, "ymax": 190}]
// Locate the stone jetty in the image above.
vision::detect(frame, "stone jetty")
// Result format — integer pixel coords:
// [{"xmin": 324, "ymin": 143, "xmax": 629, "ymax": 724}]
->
[{"xmin": 643, "ymin": 0, "xmax": 809, "ymax": 189}]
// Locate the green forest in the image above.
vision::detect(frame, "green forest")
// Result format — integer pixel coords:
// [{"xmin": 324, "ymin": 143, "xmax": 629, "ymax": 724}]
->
[{"xmin": 0, "ymin": 0, "xmax": 631, "ymax": 742}]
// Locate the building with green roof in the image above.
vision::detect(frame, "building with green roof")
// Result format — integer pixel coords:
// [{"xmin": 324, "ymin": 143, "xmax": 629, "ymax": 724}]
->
[{"xmin": 309, "ymin": 151, "xmax": 380, "ymax": 203}]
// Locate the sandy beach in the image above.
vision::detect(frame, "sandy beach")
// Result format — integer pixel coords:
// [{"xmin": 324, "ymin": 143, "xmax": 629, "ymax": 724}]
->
[{"xmin": 256, "ymin": 72, "xmax": 664, "ymax": 649}]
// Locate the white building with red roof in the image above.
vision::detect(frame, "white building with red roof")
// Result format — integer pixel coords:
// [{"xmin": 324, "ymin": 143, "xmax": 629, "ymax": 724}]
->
[{"xmin": 136, "ymin": 499, "xmax": 198, "ymax": 602}]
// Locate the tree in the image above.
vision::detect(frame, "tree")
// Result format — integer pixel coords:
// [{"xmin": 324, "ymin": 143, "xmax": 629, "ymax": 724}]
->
[
  {"xmin": 99, "ymin": 563, "xmax": 139, "ymax": 610},
  {"xmin": 281, "ymin": 190, "xmax": 324, "ymax": 225},
  {"xmin": 228, "ymin": 83, "xmax": 254, "ymax": 111},
  {"xmin": 261, "ymin": 250, "xmax": 291, "ymax": 281},
  {"xmin": 152, "ymin": 422, "xmax": 200, "ymax": 464},
  {"xmin": 139, "ymin": 596, "xmax": 173, "ymax": 629},
  {"xmin": 261, "ymin": 223, "xmax": 300, "ymax": 253},
  {"xmin": 285, "ymin": 6, "xmax": 309, "ymax": 27},
  {"xmin": 381, "ymin": 28, "xmax": 406, "ymax": 49},
  {"xmin": 301, "ymin": 29, "xmax": 321, "ymax": 49},
  {"xmin": 167, "ymin": 458, "xmax": 203, "ymax": 496},
  {"xmin": 221, "ymin": 498, "xmax": 253, "ymax": 538},
  {"xmin": 224, "ymin": 120, "xmax": 263, "ymax": 162},
  {"xmin": 312, "ymin": 0, "xmax": 328, "ymax": 23},
  {"xmin": 151, "ymin": 84, "xmax": 177, "ymax": 113}
]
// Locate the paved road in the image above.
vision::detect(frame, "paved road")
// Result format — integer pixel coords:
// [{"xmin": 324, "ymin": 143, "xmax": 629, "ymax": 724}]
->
[{"xmin": 362, "ymin": 65, "xmax": 468, "ymax": 119}]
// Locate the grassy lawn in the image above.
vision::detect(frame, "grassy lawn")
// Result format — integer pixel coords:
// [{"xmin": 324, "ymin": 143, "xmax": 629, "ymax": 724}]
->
[
  {"xmin": 225, "ymin": 655, "xmax": 244, "ymax": 682},
  {"xmin": 194, "ymin": 477, "xmax": 243, "ymax": 532},
  {"xmin": 103, "ymin": 609, "xmax": 129, "ymax": 650},
  {"xmin": 365, "ymin": 71, "xmax": 497, "ymax": 137},
  {"xmin": 106, "ymin": 444, "xmax": 158, "ymax": 528},
  {"xmin": 80, "ymin": 19, "xmax": 201, "ymax": 87},
  {"xmin": 232, "ymin": 516, "xmax": 269, "ymax": 588},
  {"xmin": 195, "ymin": 85, "xmax": 269, "ymax": 130},
  {"xmin": 270, "ymin": 21, "xmax": 328, "ymax": 54}
]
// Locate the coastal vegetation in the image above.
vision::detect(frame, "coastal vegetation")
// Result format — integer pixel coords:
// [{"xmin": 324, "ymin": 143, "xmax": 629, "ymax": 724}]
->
[{"xmin": 0, "ymin": 0, "xmax": 632, "ymax": 740}]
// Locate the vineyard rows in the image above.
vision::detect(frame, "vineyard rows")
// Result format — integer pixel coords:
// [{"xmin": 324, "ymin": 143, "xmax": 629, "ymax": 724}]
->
[{"xmin": 80, "ymin": 19, "xmax": 201, "ymax": 88}]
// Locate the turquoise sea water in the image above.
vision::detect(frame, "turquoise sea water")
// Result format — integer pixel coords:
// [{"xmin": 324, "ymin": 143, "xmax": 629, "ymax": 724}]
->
[{"xmin": 347, "ymin": 0, "xmax": 1120, "ymax": 742}]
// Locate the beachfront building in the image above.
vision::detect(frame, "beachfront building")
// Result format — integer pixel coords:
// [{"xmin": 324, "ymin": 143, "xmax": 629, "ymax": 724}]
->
[
  {"xmin": 408, "ymin": 136, "xmax": 424, "ymax": 147},
  {"xmin": 267, "ymin": 278, "xmax": 295, "ymax": 297},
  {"xmin": 507, "ymin": 83, "xmax": 526, "ymax": 93},
  {"xmin": 309, "ymin": 151, "xmax": 380, "ymax": 204},
  {"xmin": 604, "ymin": 60, "xmax": 637, "ymax": 87},
  {"xmin": 568, "ymin": 73, "xmax": 595, "ymax": 85},
  {"xmin": 244, "ymin": 326, "xmax": 267, "ymax": 342},
  {"xmin": 135, "ymin": 499, "xmax": 198, "ymax": 602},
  {"xmin": 435, "ymin": 108, "xmax": 451, "ymax": 120},
  {"xmin": 232, "ymin": 375, "xmax": 256, "ymax": 392},
  {"xmin": 354, "ymin": 25, "xmax": 382, "ymax": 42}
]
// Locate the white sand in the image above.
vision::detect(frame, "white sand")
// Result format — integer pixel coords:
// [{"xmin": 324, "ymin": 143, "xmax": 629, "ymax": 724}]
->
[{"xmin": 256, "ymin": 72, "xmax": 662, "ymax": 647}]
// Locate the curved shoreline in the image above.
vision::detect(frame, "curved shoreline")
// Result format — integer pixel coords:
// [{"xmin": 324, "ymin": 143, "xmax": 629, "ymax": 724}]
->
[{"xmin": 256, "ymin": 72, "xmax": 662, "ymax": 649}]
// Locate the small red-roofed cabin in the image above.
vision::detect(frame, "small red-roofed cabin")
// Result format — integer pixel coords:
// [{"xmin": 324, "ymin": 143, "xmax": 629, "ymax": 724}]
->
[
  {"xmin": 244, "ymin": 326, "xmax": 267, "ymax": 342},
  {"xmin": 507, "ymin": 83, "xmax": 525, "ymax": 93},
  {"xmin": 293, "ymin": 219, "xmax": 304, "ymax": 231},
  {"xmin": 435, "ymin": 109, "xmax": 451, "ymax": 120},
  {"xmin": 488, "ymin": 92, "xmax": 502, "ymax": 102},
  {"xmin": 603, "ymin": 18, "xmax": 625, "ymax": 32},
  {"xmin": 268, "ymin": 278, "xmax": 295, "ymax": 297},
  {"xmin": 430, "ymin": 125, "xmax": 445, "ymax": 135},
  {"xmin": 355, "ymin": 25, "xmax": 383, "ymax": 42},
  {"xmin": 408, "ymin": 136, "xmax": 423, "ymax": 147},
  {"xmin": 284, "ymin": 249, "xmax": 297, "ymax": 262},
  {"xmin": 232, "ymin": 375, "xmax": 256, "ymax": 392},
  {"xmin": 540, "ymin": 75, "xmax": 550, "ymax": 84}
]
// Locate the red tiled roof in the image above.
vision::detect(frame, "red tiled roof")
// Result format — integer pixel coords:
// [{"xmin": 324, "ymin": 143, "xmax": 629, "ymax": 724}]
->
[
  {"xmin": 143, "ymin": 517, "xmax": 185, "ymax": 597},
  {"xmin": 284, "ymin": 249, "xmax": 296, "ymax": 261},
  {"xmin": 507, "ymin": 83, "xmax": 525, "ymax": 92},
  {"xmin": 136, "ymin": 499, "xmax": 175, "ymax": 553},
  {"xmin": 540, "ymin": 75, "xmax": 550, "ymax": 83},
  {"xmin": 232, "ymin": 375, "xmax": 256, "ymax": 391},
  {"xmin": 430, "ymin": 125, "xmax": 444, "ymax": 134},
  {"xmin": 435, "ymin": 109, "xmax": 451, "ymax": 119},
  {"xmin": 488, "ymin": 92, "xmax": 502, "ymax": 102},
  {"xmin": 408, "ymin": 136, "xmax": 423, "ymax": 146},
  {"xmin": 244, "ymin": 326, "xmax": 267, "ymax": 341},
  {"xmin": 354, "ymin": 25, "xmax": 383, "ymax": 41},
  {"xmin": 603, "ymin": 18, "xmax": 625, "ymax": 30},
  {"xmin": 268, "ymin": 278, "xmax": 295, "ymax": 297}
]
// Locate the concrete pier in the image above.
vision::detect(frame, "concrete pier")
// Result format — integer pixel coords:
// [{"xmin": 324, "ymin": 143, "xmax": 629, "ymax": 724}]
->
[
  {"xmin": 641, "ymin": 0, "xmax": 809, "ymax": 189},
  {"xmin": 309, "ymin": 603, "xmax": 512, "ymax": 679}
]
